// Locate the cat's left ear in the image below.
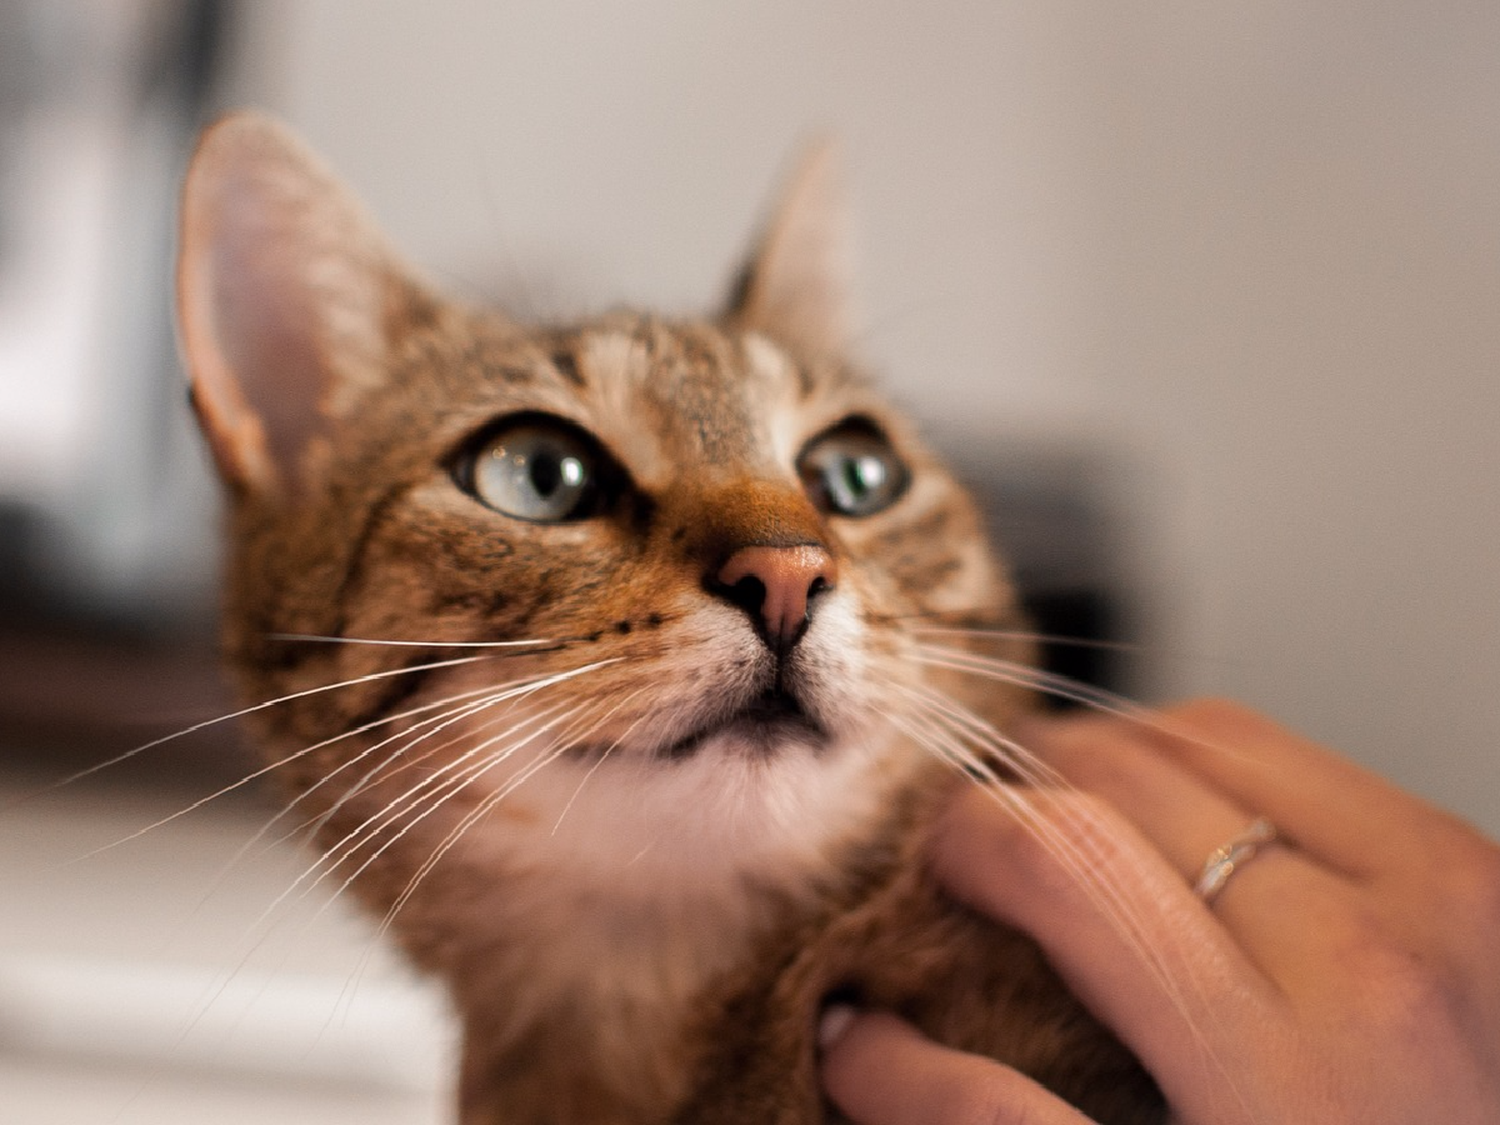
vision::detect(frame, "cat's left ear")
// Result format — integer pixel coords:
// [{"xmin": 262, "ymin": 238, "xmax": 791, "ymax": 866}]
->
[
  {"xmin": 724, "ymin": 143, "xmax": 855, "ymax": 363},
  {"xmin": 176, "ymin": 111, "xmax": 432, "ymax": 499}
]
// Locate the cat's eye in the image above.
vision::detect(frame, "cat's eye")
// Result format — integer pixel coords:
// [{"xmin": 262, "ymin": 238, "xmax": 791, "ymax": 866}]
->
[
  {"xmin": 797, "ymin": 421, "xmax": 909, "ymax": 518},
  {"xmin": 458, "ymin": 417, "xmax": 608, "ymax": 522}
]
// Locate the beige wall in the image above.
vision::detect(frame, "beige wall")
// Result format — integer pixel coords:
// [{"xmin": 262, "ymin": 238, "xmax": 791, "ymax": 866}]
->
[{"xmin": 228, "ymin": 2, "xmax": 1499, "ymax": 832}]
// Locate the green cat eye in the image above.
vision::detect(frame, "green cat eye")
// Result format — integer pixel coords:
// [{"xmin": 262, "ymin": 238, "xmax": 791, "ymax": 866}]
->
[
  {"xmin": 464, "ymin": 418, "xmax": 601, "ymax": 522},
  {"xmin": 797, "ymin": 422, "xmax": 910, "ymax": 518}
]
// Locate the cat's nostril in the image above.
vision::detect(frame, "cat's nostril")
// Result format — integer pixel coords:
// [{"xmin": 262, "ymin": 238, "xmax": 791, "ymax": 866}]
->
[
  {"xmin": 713, "ymin": 545, "xmax": 837, "ymax": 650},
  {"xmin": 723, "ymin": 574, "xmax": 769, "ymax": 618}
]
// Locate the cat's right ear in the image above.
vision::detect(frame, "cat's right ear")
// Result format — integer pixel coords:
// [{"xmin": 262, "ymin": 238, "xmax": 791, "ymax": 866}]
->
[
  {"xmin": 177, "ymin": 112, "xmax": 425, "ymax": 498},
  {"xmin": 724, "ymin": 142, "xmax": 855, "ymax": 364}
]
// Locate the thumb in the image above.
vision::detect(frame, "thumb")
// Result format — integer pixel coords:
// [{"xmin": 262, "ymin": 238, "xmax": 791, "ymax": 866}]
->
[{"xmin": 819, "ymin": 1007, "xmax": 1099, "ymax": 1125}]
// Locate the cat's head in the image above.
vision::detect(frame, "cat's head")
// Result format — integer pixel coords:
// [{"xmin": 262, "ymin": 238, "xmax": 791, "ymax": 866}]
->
[{"xmin": 177, "ymin": 113, "xmax": 1028, "ymax": 880}]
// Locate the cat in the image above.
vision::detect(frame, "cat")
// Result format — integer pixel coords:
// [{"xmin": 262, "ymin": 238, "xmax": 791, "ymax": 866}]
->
[{"xmin": 175, "ymin": 111, "xmax": 1165, "ymax": 1125}]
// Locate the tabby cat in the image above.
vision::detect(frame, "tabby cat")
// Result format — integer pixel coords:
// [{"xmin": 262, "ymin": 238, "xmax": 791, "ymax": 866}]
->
[{"xmin": 176, "ymin": 112, "xmax": 1164, "ymax": 1125}]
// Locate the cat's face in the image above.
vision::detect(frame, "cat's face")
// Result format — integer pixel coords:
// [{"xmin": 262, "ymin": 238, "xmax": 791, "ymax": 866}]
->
[{"xmin": 178, "ymin": 114, "xmax": 1027, "ymax": 890}]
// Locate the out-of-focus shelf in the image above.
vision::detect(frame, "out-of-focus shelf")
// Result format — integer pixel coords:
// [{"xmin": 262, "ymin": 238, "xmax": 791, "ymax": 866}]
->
[
  {"xmin": 0, "ymin": 619, "xmax": 255, "ymax": 794},
  {"xmin": 0, "ymin": 756, "xmax": 456, "ymax": 1124}
]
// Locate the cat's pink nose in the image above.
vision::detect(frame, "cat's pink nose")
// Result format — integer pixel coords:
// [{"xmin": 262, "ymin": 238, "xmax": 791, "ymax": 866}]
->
[{"xmin": 715, "ymin": 544, "xmax": 837, "ymax": 651}]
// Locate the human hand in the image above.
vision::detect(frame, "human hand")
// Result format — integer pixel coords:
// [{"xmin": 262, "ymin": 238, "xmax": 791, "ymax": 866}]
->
[{"xmin": 820, "ymin": 700, "xmax": 1500, "ymax": 1124}]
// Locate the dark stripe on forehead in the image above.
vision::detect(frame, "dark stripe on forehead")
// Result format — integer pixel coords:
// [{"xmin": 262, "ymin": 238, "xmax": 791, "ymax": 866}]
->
[
  {"xmin": 676, "ymin": 328, "xmax": 720, "ymax": 370},
  {"xmin": 551, "ymin": 349, "xmax": 585, "ymax": 387},
  {"xmin": 331, "ymin": 479, "xmax": 410, "ymax": 639},
  {"xmin": 493, "ymin": 364, "xmax": 535, "ymax": 385},
  {"xmin": 796, "ymin": 361, "xmax": 815, "ymax": 400}
]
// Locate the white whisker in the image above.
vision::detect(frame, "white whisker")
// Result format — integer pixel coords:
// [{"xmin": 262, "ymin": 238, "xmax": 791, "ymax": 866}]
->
[
  {"xmin": 549, "ymin": 686, "xmax": 653, "ymax": 836},
  {"xmin": 302, "ymin": 673, "xmax": 609, "ymax": 904},
  {"xmin": 913, "ymin": 643, "xmax": 1153, "ymax": 723},
  {"xmin": 214, "ymin": 660, "xmax": 621, "ymax": 981},
  {"xmin": 271, "ymin": 633, "xmax": 559, "ymax": 649},
  {"xmin": 321, "ymin": 702, "xmax": 579, "ymax": 899},
  {"xmin": 297, "ymin": 665, "xmax": 605, "ymax": 840},
  {"xmin": 911, "ymin": 625, "xmax": 1139, "ymax": 655},
  {"xmin": 915, "ymin": 641, "xmax": 1261, "ymax": 769},
  {"xmin": 371, "ymin": 701, "xmax": 603, "ymax": 935},
  {"xmin": 330, "ymin": 694, "xmax": 624, "ymax": 1013},
  {"xmin": 71, "ymin": 677, "xmax": 532, "ymax": 867},
  {"xmin": 882, "ymin": 698, "xmax": 1187, "ymax": 1012},
  {"xmin": 220, "ymin": 705, "xmax": 564, "ymax": 1021},
  {"xmin": 37, "ymin": 651, "xmax": 500, "ymax": 796},
  {"xmin": 311, "ymin": 657, "xmax": 622, "ymax": 906},
  {"xmin": 887, "ymin": 680, "xmax": 1067, "ymax": 791},
  {"xmin": 219, "ymin": 676, "xmax": 553, "ymax": 874},
  {"xmin": 888, "ymin": 670, "xmax": 1238, "ymax": 1098}
]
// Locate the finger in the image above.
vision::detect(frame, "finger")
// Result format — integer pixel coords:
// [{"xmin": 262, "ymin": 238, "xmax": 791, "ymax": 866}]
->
[
  {"xmin": 1156, "ymin": 701, "xmax": 1500, "ymax": 1004},
  {"xmin": 820, "ymin": 1009, "xmax": 1098, "ymax": 1125},
  {"xmin": 932, "ymin": 784, "xmax": 1286, "ymax": 1105},
  {"xmin": 1020, "ymin": 711, "xmax": 1373, "ymax": 993},
  {"xmin": 1018, "ymin": 710, "xmax": 1267, "ymax": 879},
  {"xmin": 1148, "ymin": 698, "xmax": 1469, "ymax": 879}
]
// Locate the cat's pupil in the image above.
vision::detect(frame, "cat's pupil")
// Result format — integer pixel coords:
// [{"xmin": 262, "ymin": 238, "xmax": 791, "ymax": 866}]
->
[
  {"xmin": 530, "ymin": 452, "xmax": 583, "ymax": 498},
  {"xmin": 843, "ymin": 455, "xmax": 885, "ymax": 500}
]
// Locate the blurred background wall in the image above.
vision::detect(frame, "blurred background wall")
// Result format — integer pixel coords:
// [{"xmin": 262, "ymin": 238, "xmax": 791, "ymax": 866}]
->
[
  {"xmin": 1, "ymin": 2, "xmax": 1496, "ymax": 1120},
  {"xmin": 234, "ymin": 0, "xmax": 1500, "ymax": 830},
  {"xmin": 9, "ymin": 0, "xmax": 1495, "ymax": 818}
]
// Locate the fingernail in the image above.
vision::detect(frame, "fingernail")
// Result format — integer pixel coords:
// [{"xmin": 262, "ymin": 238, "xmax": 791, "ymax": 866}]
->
[{"xmin": 817, "ymin": 1003, "xmax": 857, "ymax": 1050}]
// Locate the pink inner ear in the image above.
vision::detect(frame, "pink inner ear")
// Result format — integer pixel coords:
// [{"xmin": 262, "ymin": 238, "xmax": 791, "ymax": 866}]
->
[
  {"xmin": 176, "ymin": 113, "xmax": 397, "ymax": 496},
  {"xmin": 178, "ymin": 169, "xmax": 274, "ymax": 492},
  {"xmin": 728, "ymin": 142, "xmax": 854, "ymax": 364},
  {"xmin": 207, "ymin": 195, "xmax": 329, "ymax": 481}
]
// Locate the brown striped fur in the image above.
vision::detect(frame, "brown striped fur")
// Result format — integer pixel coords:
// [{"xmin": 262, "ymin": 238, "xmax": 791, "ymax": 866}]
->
[{"xmin": 177, "ymin": 113, "xmax": 1163, "ymax": 1124}]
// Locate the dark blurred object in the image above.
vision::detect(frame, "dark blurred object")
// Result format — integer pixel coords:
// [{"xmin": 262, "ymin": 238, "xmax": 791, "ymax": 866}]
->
[
  {"xmin": 948, "ymin": 441, "xmax": 1131, "ymax": 708},
  {"xmin": 0, "ymin": 0, "xmax": 243, "ymax": 791},
  {"xmin": 0, "ymin": 0, "xmax": 233, "ymax": 632}
]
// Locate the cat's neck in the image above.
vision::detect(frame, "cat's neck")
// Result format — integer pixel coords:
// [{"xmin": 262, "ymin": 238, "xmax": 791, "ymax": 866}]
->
[{"xmin": 317, "ymin": 729, "xmax": 938, "ymax": 1118}]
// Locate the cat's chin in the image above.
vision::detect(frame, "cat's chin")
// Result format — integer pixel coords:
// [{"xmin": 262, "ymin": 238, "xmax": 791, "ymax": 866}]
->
[
  {"xmin": 654, "ymin": 688, "xmax": 829, "ymax": 761},
  {"xmin": 462, "ymin": 713, "xmax": 910, "ymax": 893}
]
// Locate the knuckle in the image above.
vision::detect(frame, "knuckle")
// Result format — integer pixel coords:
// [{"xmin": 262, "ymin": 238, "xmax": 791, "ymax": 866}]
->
[
  {"xmin": 1028, "ymin": 789, "xmax": 1129, "ymax": 855},
  {"xmin": 1163, "ymin": 696, "xmax": 1288, "ymax": 751},
  {"xmin": 1440, "ymin": 838, "xmax": 1500, "ymax": 923},
  {"xmin": 929, "ymin": 1067, "xmax": 1040, "ymax": 1125},
  {"xmin": 1332, "ymin": 923, "xmax": 1458, "ymax": 1044},
  {"xmin": 1047, "ymin": 726, "xmax": 1157, "ymax": 794},
  {"xmin": 951, "ymin": 1090, "xmax": 1018, "ymax": 1125},
  {"xmin": 936, "ymin": 786, "xmax": 1072, "ymax": 902},
  {"xmin": 1017, "ymin": 710, "xmax": 1123, "ymax": 769},
  {"xmin": 1035, "ymin": 792, "xmax": 1146, "ymax": 898},
  {"xmin": 1164, "ymin": 696, "xmax": 1258, "ymax": 730},
  {"xmin": 987, "ymin": 789, "xmax": 1126, "ymax": 894}
]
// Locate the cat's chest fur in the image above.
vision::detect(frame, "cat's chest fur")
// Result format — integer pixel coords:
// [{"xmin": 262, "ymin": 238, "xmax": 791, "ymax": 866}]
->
[
  {"xmin": 178, "ymin": 113, "xmax": 1165, "ymax": 1124},
  {"xmin": 412, "ymin": 709, "xmax": 903, "ymax": 1010}
]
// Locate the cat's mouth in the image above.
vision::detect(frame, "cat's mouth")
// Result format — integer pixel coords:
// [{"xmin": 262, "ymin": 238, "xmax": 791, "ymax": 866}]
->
[{"xmin": 656, "ymin": 688, "xmax": 828, "ymax": 761}]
